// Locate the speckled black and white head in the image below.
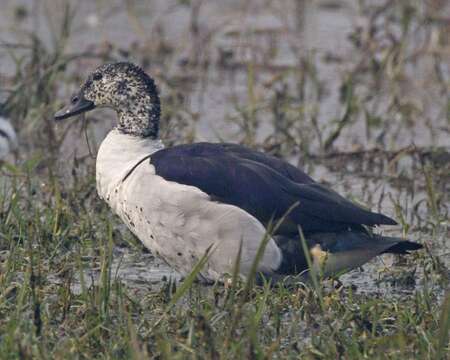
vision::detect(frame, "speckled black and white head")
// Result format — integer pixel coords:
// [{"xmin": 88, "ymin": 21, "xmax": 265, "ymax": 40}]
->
[{"xmin": 55, "ymin": 62, "xmax": 161, "ymax": 138}]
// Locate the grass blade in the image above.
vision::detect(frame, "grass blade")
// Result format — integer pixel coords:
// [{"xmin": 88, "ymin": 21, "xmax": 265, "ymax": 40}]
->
[
  {"xmin": 436, "ymin": 292, "xmax": 450, "ymax": 360},
  {"xmin": 165, "ymin": 244, "xmax": 214, "ymax": 310}
]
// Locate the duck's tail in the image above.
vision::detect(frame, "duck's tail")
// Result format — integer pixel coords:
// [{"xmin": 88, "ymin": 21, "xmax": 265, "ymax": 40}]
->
[
  {"xmin": 273, "ymin": 231, "xmax": 423, "ymax": 279},
  {"xmin": 380, "ymin": 236, "xmax": 423, "ymax": 254}
]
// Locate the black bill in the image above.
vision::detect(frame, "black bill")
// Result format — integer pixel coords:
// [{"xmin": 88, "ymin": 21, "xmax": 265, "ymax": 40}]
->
[{"xmin": 54, "ymin": 93, "xmax": 95, "ymax": 121}]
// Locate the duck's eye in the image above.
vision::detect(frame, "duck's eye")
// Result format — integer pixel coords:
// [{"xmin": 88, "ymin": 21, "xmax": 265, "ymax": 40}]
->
[
  {"xmin": 93, "ymin": 72, "xmax": 103, "ymax": 81},
  {"xmin": 71, "ymin": 95, "xmax": 79, "ymax": 104}
]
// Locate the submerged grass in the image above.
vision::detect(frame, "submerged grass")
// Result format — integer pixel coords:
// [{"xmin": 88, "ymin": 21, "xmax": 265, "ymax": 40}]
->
[{"xmin": 0, "ymin": 0, "xmax": 449, "ymax": 359}]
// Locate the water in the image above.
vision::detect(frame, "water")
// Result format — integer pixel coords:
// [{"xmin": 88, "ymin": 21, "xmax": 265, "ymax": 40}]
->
[{"xmin": 2, "ymin": 0, "xmax": 448, "ymax": 146}]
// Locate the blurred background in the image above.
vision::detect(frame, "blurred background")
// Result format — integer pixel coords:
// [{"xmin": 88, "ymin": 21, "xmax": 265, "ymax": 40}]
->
[{"xmin": 1, "ymin": 0, "xmax": 449, "ymax": 150}]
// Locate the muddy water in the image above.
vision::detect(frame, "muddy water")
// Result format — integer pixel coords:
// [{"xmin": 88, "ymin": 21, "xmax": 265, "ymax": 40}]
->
[{"xmin": 0, "ymin": 0, "xmax": 448, "ymax": 289}]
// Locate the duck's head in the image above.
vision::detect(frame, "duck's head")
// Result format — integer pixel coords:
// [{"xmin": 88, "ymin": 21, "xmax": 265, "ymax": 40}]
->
[{"xmin": 55, "ymin": 62, "xmax": 161, "ymax": 138}]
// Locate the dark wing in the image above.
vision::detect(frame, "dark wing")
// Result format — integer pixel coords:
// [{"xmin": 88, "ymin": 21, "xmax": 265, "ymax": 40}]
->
[
  {"xmin": 217, "ymin": 143, "xmax": 315, "ymax": 184},
  {"xmin": 150, "ymin": 143, "xmax": 396, "ymax": 235}
]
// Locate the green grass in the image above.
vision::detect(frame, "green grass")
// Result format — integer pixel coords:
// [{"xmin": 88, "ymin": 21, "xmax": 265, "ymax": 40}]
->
[
  {"xmin": 0, "ymin": 1, "xmax": 449, "ymax": 359},
  {"xmin": 0, "ymin": 176, "xmax": 447, "ymax": 358}
]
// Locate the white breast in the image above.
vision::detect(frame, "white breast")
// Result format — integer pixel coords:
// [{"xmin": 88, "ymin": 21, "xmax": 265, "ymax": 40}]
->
[{"xmin": 96, "ymin": 130, "xmax": 282, "ymax": 281}]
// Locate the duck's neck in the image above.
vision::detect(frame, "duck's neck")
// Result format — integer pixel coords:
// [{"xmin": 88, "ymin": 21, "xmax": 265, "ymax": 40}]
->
[
  {"xmin": 96, "ymin": 129, "xmax": 164, "ymax": 197},
  {"xmin": 115, "ymin": 84, "xmax": 161, "ymax": 138}
]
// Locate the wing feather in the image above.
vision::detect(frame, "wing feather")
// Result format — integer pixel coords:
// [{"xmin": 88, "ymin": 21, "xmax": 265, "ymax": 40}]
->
[{"xmin": 150, "ymin": 143, "xmax": 396, "ymax": 235}]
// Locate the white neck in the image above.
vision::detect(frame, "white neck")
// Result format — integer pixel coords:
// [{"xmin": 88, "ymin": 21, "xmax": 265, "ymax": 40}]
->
[{"xmin": 96, "ymin": 129, "xmax": 164, "ymax": 197}]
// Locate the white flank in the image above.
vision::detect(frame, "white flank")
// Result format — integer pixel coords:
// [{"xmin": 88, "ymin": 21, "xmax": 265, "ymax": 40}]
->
[{"xmin": 96, "ymin": 130, "xmax": 282, "ymax": 281}]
